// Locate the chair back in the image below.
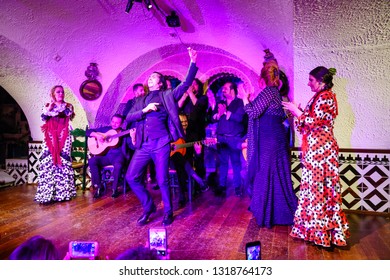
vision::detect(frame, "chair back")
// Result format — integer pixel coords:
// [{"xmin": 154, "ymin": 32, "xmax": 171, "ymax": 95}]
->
[{"xmin": 70, "ymin": 126, "xmax": 89, "ymax": 190}]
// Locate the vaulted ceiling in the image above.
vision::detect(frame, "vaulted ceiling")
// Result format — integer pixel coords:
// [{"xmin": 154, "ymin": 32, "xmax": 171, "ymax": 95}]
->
[
  {"xmin": 1, "ymin": 0, "xmax": 294, "ymax": 137},
  {"xmin": 1, "ymin": 0, "xmax": 389, "ymax": 149}
]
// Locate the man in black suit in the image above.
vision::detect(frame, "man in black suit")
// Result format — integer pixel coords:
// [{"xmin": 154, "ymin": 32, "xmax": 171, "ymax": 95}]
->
[{"xmin": 125, "ymin": 48, "xmax": 198, "ymax": 226}]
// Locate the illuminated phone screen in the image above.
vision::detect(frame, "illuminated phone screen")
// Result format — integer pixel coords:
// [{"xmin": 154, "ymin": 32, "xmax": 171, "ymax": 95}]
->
[
  {"xmin": 70, "ymin": 241, "xmax": 98, "ymax": 258},
  {"xmin": 246, "ymin": 242, "xmax": 261, "ymax": 260},
  {"xmin": 149, "ymin": 228, "xmax": 167, "ymax": 256}
]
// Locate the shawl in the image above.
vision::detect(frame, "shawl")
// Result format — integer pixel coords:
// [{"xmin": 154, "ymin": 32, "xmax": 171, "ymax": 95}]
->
[
  {"xmin": 41, "ymin": 101, "xmax": 73, "ymax": 166},
  {"xmin": 41, "ymin": 116, "xmax": 70, "ymax": 166}
]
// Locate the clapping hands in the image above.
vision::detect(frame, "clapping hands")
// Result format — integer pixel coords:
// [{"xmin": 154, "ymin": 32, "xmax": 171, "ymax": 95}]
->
[{"xmin": 281, "ymin": 101, "xmax": 302, "ymax": 117}]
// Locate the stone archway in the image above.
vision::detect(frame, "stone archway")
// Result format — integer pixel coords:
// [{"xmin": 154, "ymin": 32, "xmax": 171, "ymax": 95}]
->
[
  {"xmin": 0, "ymin": 86, "xmax": 31, "ymax": 168},
  {"xmin": 0, "ymin": 36, "xmax": 88, "ymax": 141}
]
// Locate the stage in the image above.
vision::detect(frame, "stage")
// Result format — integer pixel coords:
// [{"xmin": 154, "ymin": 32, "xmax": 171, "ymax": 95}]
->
[{"xmin": 0, "ymin": 183, "xmax": 389, "ymax": 260}]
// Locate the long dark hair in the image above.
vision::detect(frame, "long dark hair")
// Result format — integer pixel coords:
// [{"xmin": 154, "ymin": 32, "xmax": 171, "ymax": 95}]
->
[
  {"xmin": 193, "ymin": 78, "xmax": 204, "ymax": 96},
  {"xmin": 279, "ymin": 70, "xmax": 289, "ymax": 97},
  {"xmin": 153, "ymin": 72, "xmax": 167, "ymax": 90}
]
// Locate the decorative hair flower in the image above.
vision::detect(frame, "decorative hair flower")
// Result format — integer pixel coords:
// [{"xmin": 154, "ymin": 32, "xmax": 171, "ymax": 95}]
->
[{"xmin": 328, "ymin": 68, "xmax": 337, "ymax": 76}]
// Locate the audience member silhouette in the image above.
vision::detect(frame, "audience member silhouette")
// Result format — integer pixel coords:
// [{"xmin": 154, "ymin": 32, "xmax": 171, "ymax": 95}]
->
[
  {"xmin": 9, "ymin": 235, "xmax": 60, "ymax": 260},
  {"xmin": 115, "ymin": 246, "xmax": 166, "ymax": 260}
]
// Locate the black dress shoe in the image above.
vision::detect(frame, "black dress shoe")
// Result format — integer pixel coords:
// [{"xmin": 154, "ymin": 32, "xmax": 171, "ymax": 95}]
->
[
  {"xmin": 201, "ymin": 184, "xmax": 210, "ymax": 192},
  {"xmin": 137, "ymin": 205, "xmax": 157, "ymax": 225},
  {"xmin": 93, "ymin": 187, "xmax": 104, "ymax": 199},
  {"xmin": 214, "ymin": 186, "xmax": 226, "ymax": 196},
  {"xmin": 162, "ymin": 213, "xmax": 174, "ymax": 226},
  {"xmin": 111, "ymin": 190, "xmax": 120, "ymax": 198},
  {"xmin": 178, "ymin": 199, "xmax": 186, "ymax": 208}
]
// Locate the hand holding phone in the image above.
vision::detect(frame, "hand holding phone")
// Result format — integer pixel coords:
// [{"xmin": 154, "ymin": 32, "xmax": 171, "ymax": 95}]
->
[
  {"xmin": 149, "ymin": 228, "xmax": 167, "ymax": 256},
  {"xmin": 68, "ymin": 241, "xmax": 99, "ymax": 259},
  {"xmin": 245, "ymin": 241, "xmax": 261, "ymax": 260}
]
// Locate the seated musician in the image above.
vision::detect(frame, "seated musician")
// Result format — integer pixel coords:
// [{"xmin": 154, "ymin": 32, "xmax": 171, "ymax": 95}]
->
[{"xmin": 86, "ymin": 114, "xmax": 127, "ymax": 198}]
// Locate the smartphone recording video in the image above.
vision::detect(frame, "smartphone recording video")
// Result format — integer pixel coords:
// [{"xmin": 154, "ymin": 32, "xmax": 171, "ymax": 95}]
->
[
  {"xmin": 245, "ymin": 241, "xmax": 261, "ymax": 260},
  {"xmin": 69, "ymin": 241, "xmax": 99, "ymax": 259},
  {"xmin": 149, "ymin": 228, "xmax": 167, "ymax": 256}
]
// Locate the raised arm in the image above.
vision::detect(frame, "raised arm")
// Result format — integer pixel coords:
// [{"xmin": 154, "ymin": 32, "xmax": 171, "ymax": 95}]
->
[{"xmin": 171, "ymin": 48, "xmax": 199, "ymax": 101}]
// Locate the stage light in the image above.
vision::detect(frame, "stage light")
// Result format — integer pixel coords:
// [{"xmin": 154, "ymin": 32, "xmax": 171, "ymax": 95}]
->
[
  {"xmin": 144, "ymin": 0, "xmax": 152, "ymax": 10},
  {"xmin": 125, "ymin": 0, "xmax": 135, "ymax": 13}
]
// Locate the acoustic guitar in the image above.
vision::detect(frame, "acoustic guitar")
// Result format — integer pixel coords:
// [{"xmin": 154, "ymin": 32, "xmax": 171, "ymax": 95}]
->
[
  {"xmin": 88, "ymin": 129, "xmax": 131, "ymax": 155},
  {"xmin": 170, "ymin": 138, "xmax": 217, "ymax": 157}
]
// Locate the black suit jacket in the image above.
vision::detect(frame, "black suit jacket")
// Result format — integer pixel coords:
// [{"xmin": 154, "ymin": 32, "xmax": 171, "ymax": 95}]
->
[{"xmin": 126, "ymin": 62, "xmax": 198, "ymax": 149}]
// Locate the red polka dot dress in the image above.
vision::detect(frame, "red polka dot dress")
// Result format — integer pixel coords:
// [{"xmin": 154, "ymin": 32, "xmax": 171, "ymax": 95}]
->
[{"xmin": 290, "ymin": 90, "xmax": 350, "ymax": 247}]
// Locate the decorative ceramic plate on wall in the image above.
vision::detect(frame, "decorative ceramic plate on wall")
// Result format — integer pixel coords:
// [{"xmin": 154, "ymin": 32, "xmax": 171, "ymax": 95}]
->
[{"xmin": 79, "ymin": 79, "xmax": 102, "ymax": 100}]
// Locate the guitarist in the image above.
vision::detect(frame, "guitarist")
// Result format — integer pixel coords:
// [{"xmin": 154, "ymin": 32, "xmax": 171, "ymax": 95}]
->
[
  {"xmin": 177, "ymin": 78, "xmax": 208, "ymax": 194},
  {"xmin": 169, "ymin": 114, "xmax": 209, "ymax": 208},
  {"xmin": 86, "ymin": 114, "xmax": 127, "ymax": 199}
]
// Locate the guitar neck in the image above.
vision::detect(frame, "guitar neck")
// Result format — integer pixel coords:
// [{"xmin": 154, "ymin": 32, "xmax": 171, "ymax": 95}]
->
[
  {"xmin": 174, "ymin": 139, "xmax": 210, "ymax": 149},
  {"xmin": 174, "ymin": 142, "xmax": 196, "ymax": 149},
  {"xmin": 107, "ymin": 129, "xmax": 131, "ymax": 140}
]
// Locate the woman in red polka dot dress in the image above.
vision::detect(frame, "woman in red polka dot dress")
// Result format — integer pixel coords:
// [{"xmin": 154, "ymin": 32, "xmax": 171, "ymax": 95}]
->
[{"xmin": 282, "ymin": 66, "xmax": 350, "ymax": 248}]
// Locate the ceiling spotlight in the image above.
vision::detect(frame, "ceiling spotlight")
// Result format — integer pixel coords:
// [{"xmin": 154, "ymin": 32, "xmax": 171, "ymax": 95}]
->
[
  {"xmin": 166, "ymin": 11, "xmax": 180, "ymax": 27},
  {"xmin": 144, "ymin": 0, "xmax": 152, "ymax": 10},
  {"xmin": 125, "ymin": 0, "xmax": 135, "ymax": 13}
]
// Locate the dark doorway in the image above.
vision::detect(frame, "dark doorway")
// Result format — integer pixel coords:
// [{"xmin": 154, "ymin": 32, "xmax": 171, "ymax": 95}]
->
[{"xmin": 0, "ymin": 86, "xmax": 31, "ymax": 169}]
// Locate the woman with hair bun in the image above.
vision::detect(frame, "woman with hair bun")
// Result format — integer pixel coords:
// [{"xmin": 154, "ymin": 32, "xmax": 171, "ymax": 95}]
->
[
  {"xmin": 283, "ymin": 66, "xmax": 350, "ymax": 248},
  {"xmin": 242, "ymin": 50, "xmax": 297, "ymax": 228}
]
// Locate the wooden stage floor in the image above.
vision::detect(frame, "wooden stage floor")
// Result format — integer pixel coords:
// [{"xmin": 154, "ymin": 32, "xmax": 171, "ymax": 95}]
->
[{"xmin": 0, "ymin": 183, "xmax": 389, "ymax": 260}]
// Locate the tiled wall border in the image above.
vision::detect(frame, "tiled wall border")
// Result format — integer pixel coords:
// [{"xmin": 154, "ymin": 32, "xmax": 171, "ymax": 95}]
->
[
  {"xmin": 291, "ymin": 148, "xmax": 390, "ymax": 214},
  {"xmin": 14, "ymin": 143, "xmax": 390, "ymax": 214},
  {"xmin": 27, "ymin": 141, "xmax": 91, "ymax": 189}
]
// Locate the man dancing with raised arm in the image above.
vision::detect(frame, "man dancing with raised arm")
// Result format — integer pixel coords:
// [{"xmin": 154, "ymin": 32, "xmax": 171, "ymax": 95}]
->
[{"xmin": 125, "ymin": 48, "xmax": 198, "ymax": 226}]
